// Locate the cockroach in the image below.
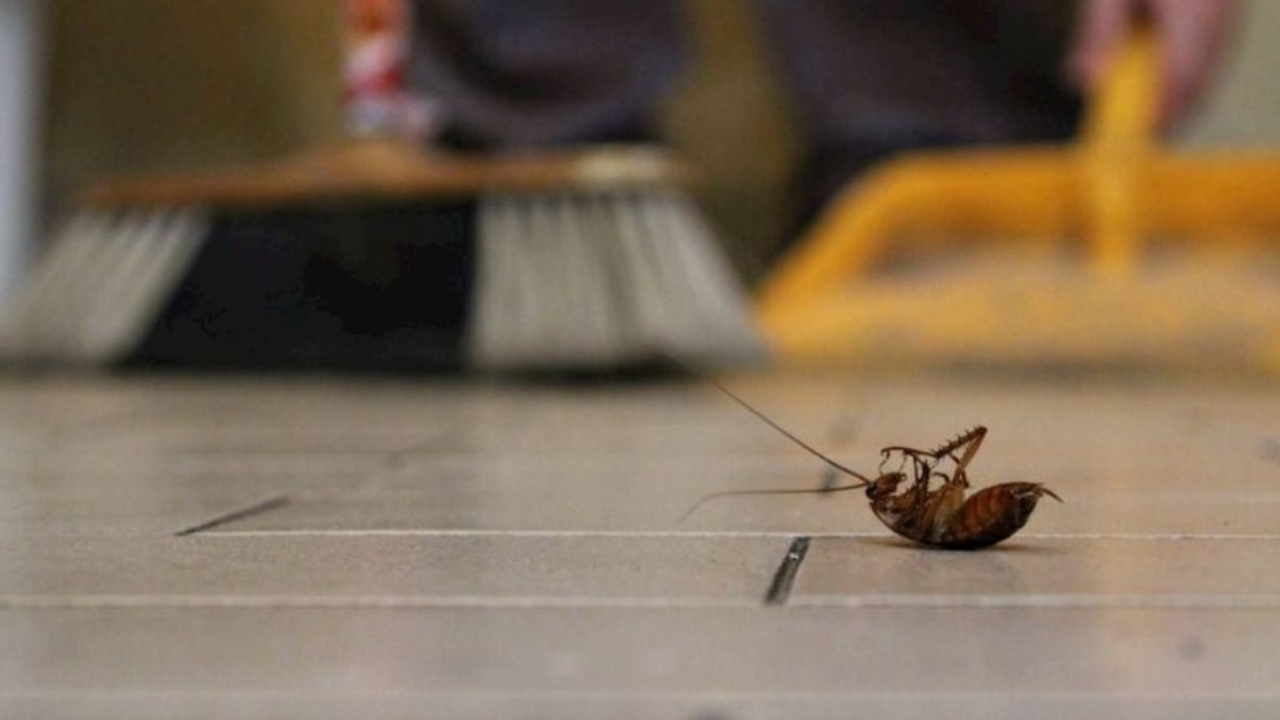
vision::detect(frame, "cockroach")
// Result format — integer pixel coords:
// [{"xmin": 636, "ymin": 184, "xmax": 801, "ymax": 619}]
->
[{"xmin": 681, "ymin": 377, "xmax": 1062, "ymax": 550}]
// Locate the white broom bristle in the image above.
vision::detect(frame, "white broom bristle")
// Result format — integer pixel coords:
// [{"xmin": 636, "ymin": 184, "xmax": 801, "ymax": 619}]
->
[
  {"xmin": 0, "ymin": 207, "xmax": 209, "ymax": 365},
  {"xmin": 467, "ymin": 187, "xmax": 766, "ymax": 371},
  {"xmin": 0, "ymin": 178, "xmax": 764, "ymax": 372}
]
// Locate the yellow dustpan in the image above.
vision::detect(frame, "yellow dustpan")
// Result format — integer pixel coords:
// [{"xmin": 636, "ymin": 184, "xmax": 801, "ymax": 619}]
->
[{"xmin": 757, "ymin": 28, "xmax": 1280, "ymax": 373}]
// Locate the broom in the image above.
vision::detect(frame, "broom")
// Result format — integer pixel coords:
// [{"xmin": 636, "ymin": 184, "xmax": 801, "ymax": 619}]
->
[
  {"xmin": 0, "ymin": 140, "xmax": 765, "ymax": 372},
  {"xmin": 0, "ymin": 0, "xmax": 762, "ymax": 373}
]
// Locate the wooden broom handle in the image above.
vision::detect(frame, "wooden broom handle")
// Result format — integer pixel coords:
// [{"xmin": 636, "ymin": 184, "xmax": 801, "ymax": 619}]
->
[{"xmin": 82, "ymin": 140, "xmax": 689, "ymax": 209}]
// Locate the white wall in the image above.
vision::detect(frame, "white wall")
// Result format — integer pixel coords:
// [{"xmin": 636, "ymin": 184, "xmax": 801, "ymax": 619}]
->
[
  {"xmin": 0, "ymin": 0, "xmax": 46, "ymax": 303},
  {"xmin": 1184, "ymin": 1, "xmax": 1280, "ymax": 147}
]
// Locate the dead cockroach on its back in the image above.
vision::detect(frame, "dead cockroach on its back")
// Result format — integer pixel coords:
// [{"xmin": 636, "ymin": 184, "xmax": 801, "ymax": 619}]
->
[{"xmin": 681, "ymin": 378, "xmax": 1061, "ymax": 550}]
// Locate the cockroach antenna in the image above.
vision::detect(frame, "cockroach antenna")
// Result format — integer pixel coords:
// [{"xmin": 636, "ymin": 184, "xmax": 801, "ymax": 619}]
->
[
  {"xmin": 669, "ymin": 355, "xmax": 1062, "ymax": 547},
  {"xmin": 698, "ymin": 373, "xmax": 871, "ymax": 484},
  {"xmin": 669, "ymin": 355, "xmax": 871, "ymax": 522},
  {"xmin": 668, "ymin": 354, "xmax": 871, "ymax": 483},
  {"xmin": 677, "ymin": 481, "xmax": 869, "ymax": 524}
]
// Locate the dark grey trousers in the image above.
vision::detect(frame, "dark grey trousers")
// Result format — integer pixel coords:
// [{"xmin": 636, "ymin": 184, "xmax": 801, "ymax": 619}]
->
[{"xmin": 410, "ymin": 0, "xmax": 1081, "ymax": 204}]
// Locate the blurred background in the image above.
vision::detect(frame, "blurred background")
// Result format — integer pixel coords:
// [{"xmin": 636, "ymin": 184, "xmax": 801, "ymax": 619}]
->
[
  {"xmin": 29, "ymin": 0, "xmax": 1278, "ymax": 275},
  {"xmin": 2, "ymin": 0, "xmax": 1278, "ymax": 373}
]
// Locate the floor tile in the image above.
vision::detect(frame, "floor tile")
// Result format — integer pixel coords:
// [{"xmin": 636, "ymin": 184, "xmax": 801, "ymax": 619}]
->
[
  {"xmin": 0, "ymin": 491, "xmax": 284, "ymax": 537},
  {"xmin": 1, "ymin": 606, "xmax": 1276, "ymax": 695},
  {"xmin": 793, "ymin": 537, "xmax": 1280, "ymax": 601},
  {"xmin": 205, "ymin": 482, "xmax": 1280, "ymax": 536},
  {"xmin": 0, "ymin": 535, "xmax": 788, "ymax": 601},
  {"xmin": 0, "ymin": 371, "xmax": 1277, "ymax": 717}
]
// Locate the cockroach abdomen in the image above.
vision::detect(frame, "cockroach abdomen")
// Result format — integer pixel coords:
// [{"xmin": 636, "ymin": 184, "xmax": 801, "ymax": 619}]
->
[{"xmin": 941, "ymin": 482, "xmax": 1054, "ymax": 549}]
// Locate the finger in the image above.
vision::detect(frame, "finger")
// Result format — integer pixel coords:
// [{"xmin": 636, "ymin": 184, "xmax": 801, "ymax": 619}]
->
[
  {"xmin": 1065, "ymin": 0, "xmax": 1137, "ymax": 90},
  {"xmin": 1151, "ymin": 0, "xmax": 1239, "ymax": 130},
  {"xmin": 1155, "ymin": 24, "xmax": 1201, "ymax": 130}
]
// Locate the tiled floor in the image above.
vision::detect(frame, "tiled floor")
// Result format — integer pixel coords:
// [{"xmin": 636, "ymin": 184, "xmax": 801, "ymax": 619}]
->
[{"xmin": 1, "ymin": 371, "xmax": 1278, "ymax": 718}]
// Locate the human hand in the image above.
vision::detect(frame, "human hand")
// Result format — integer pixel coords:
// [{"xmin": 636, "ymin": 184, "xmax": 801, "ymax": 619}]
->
[{"xmin": 1066, "ymin": 0, "xmax": 1241, "ymax": 131}]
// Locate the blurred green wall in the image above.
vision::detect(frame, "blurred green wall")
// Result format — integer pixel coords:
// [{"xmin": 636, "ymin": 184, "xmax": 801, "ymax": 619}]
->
[
  {"xmin": 1184, "ymin": 1, "xmax": 1280, "ymax": 148},
  {"xmin": 45, "ymin": 0, "xmax": 344, "ymax": 200}
]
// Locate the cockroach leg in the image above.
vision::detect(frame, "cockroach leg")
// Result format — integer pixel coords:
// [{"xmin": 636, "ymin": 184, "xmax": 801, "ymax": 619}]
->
[{"xmin": 947, "ymin": 426, "xmax": 987, "ymax": 475}]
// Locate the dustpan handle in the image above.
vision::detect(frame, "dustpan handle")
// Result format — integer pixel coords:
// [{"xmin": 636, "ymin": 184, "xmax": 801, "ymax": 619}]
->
[
  {"xmin": 1081, "ymin": 23, "xmax": 1161, "ymax": 150},
  {"xmin": 1080, "ymin": 23, "xmax": 1160, "ymax": 276}
]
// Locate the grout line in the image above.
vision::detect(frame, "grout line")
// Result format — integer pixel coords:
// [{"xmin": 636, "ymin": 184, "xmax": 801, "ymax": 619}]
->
[
  {"xmin": 764, "ymin": 537, "xmax": 811, "ymax": 606},
  {"xmin": 205, "ymin": 529, "xmax": 863, "ymax": 539},
  {"xmin": 202, "ymin": 528, "xmax": 1280, "ymax": 542},
  {"xmin": 1018, "ymin": 533, "xmax": 1280, "ymax": 541},
  {"xmin": 0, "ymin": 595, "xmax": 760, "ymax": 610},
  {"xmin": 790, "ymin": 593, "xmax": 1280, "ymax": 610},
  {"xmin": 5, "ymin": 689, "xmax": 1279, "ymax": 703},
  {"xmin": 174, "ymin": 495, "xmax": 290, "ymax": 537},
  {"xmin": 2, "ymin": 593, "xmax": 1278, "ymax": 611}
]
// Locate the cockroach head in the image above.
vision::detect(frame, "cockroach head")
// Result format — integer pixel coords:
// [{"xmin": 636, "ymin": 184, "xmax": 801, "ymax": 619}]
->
[{"xmin": 866, "ymin": 472, "xmax": 908, "ymax": 500}]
